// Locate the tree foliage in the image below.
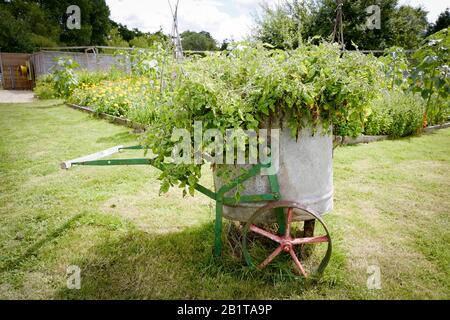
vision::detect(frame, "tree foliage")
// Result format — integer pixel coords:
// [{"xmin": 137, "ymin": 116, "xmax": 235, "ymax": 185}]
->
[
  {"xmin": 387, "ymin": 5, "xmax": 429, "ymax": 49},
  {"xmin": 0, "ymin": 0, "xmax": 111, "ymax": 52},
  {"xmin": 181, "ymin": 31, "xmax": 218, "ymax": 51},
  {"xmin": 129, "ymin": 31, "xmax": 168, "ymax": 49},
  {"xmin": 255, "ymin": 0, "xmax": 429, "ymax": 50},
  {"xmin": 254, "ymin": 0, "xmax": 315, "ymax": 49},
  {"xmin": 427, "ymin": 8, "xmax": 450, "ymax": 36},
  {"xmin": 0, "ymin": 0, "xmax": 60, "ymax": 52},
  {"xmin": 38, "ymin": 0, "xmax": 111, "ymax": 46},
  {"xmin": 109, "ymin": 21, "xmax": 168, "ymax": 48},
  {"xmin": 106, "ymin": 27, "xmax": 130, "ymax": 48}
]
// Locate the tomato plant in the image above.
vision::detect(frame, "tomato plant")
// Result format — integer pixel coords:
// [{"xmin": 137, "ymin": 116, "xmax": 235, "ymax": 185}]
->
[{"xmin": 143, "ymin": 42, "xmax": 384, "ymax": 195}]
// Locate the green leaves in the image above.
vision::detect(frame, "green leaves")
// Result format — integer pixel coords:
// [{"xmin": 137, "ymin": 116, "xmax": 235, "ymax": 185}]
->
[
  {"xmin": 364, "ymin": 90, "xmax": 425, "ymax": 138},
  {"xmin": 131, "ymin": 42, "xmax": 382, "ymax": 194},
  {"xmin": 380, "ymin": 47, "xmax": 410, "ymax": 90},
  {"xmin": 159, "ymin": 180, "xmax": 170, "ymax": 195},
  {"xmin": 408, "ymin": 28, "xmax": 450, "ymax": 120},
  {"xmin": 301, "ymin": 90, "xmax": 314, "ymax": 106},
  {"xmin": 49, "ymin": 57, "xmax": 80, "ymax": 98}
]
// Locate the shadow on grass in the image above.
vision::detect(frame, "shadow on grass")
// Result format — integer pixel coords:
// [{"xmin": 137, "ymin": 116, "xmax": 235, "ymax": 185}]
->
[
  {"xmin": 30, "ymin": 100, "xmax": 65, "ymax": 108},
  {"xmin": 55, "ymin": 222, "xmax": 340, "ymax": 299},
  {"xmin": 35, "ymin": 103, "xmax": 64, "ymax": 109},
  {"xmin": 0, "ymin": 213, "xmax": 85, "ymax": 273}
]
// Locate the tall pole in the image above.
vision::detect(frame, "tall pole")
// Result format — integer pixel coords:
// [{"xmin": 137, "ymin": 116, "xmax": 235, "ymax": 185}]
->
[
  {"xmin": 168, "ymin": 0, "xmax": 183, "ymax": 61},
  {"xmin": 331, "ymin": 0, "xmax": 345, "ymax": 50}
]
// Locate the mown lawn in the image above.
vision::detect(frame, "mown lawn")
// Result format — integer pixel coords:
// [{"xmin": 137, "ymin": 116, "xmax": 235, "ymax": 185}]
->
[{"xmin": 0, "ymin": 100, "xmax": 449, "ymax": 299}]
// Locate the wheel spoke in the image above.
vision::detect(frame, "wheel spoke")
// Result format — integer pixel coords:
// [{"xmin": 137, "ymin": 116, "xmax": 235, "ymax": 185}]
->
[
  {"xmin": 250, "ymin": 224, "xmax": 282, "ymax": 243},
  {"xmin": 289, "ymin": 248, "xmax": 308, "ymax": 277},
  {"xmin": 292, "ymin": 235, "xmax": 329, "ymax": 245},
  {"xmin": 258, "ymin": 245, "xmax": 283, "ymax": 269},
  {"xmin": 285, "ymin": 207, "xmax": 293, "ymax": 237}
]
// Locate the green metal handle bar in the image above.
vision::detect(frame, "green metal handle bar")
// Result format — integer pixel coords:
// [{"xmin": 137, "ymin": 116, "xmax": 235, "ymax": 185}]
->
[
  {"xmin": 64, "ymin": 145, "xmax": 280, "ymax": 202},
  {"xmin": 65, "ymin": 158, "xmax": 280, "ymax": 202},
  {"xmin": 62, "ymin": 145, "xmax": 284, "ymax": 256}
]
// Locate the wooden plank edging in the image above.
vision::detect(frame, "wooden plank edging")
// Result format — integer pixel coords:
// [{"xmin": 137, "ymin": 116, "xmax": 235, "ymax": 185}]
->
[
  {"xmin": 423, "ymin": 122, "xmax": 450, "ymax": 133},
  {"xmin": 336, "ymin": 135, "xmax": 388, "ymax": 146},
  {"xmin": 66, "ymin": 103, "xmax": 147, "ymax": 132}
]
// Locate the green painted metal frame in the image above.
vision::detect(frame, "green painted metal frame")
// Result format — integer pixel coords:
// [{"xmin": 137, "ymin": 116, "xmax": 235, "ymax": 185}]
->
[{"xmin": 69, "ymin": 145, "xmax": 283, "ymax": 256}]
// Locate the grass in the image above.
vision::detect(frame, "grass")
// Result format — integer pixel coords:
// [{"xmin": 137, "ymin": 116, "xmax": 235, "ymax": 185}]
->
[{"xmin": 0, "ymin": 100, "xmax": 449, "ymax": 299}]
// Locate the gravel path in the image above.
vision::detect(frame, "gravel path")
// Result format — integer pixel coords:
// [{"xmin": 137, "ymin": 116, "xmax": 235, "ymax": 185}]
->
[{"xmin": 0, "ymin": 90, "xmax": 35, "ymax": 103}]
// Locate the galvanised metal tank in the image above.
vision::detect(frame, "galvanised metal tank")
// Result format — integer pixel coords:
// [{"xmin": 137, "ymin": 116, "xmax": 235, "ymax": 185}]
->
[{"xmin": 213, "ymin": 124, "xmax": 333, "ymax": 223}]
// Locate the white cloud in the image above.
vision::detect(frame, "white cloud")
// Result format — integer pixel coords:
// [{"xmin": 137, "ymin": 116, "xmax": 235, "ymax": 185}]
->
[
  {"xmin": 234, "ymin": 0, "xmax": 260, "ymax": 6},
  {"xmin": 215, "ymin": 14, "xmax": 254, "ymax": 41}
]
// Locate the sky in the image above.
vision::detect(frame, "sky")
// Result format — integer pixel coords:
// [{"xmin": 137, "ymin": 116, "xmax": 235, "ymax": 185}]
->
[{"xmin": 106, "ymin": 0, "xmax": 450, "ymax": 42}]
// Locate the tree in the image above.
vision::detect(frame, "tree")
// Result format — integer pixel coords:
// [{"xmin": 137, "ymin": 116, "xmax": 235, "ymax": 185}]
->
[
  {"xmin": 254, "ymin": 0, "xmax": 316, "ymax": 49},
  {"xmin": 107, "ymin": 21, "xmax": 168, "ymax": 49},
  {"xmin": 106, "ymin": 27, "xmax": 129, "ymax": 47},
  {"xmin": 130, "ymin": 31, "xmax": 168, "ymax": 48},
  {"xmin": 40, "ymin": 0, "xmax": 111, "ymax": 46},
  {"xmin": 89, "ymin": 0, "xmax": 112, "ymax": 45},
  {"xmin": 220, "ymin": 39, "xmax": 231, "ymax": 51},
  {"xmin": 388, "ymin": 5, "xmax": 429, "ymax": 49},
  {"xmin": 110, "ymin": 21, "xmax": 144, "ymax": 42},
  {"xmin": 310, "ymin": 0, "xmax": 428, "ymax": 50},
  {"xmin": 0, "ymin": 0, "xmax": 112, "ymax": 51},
  {"xmin": 181, "ymin": 31, "xmax": 218, "ymax": 51},
  {"xmin": 0, "ymin": 0, "xmax": 60, "ymax": 52},
  {"xmin": 427, "ymin": 8, "xmax": 450, "ymax": 36},
  {"xmin": 0, "ymin": 5, "xmax": 34, "ymax": 52},
  {"xmin": 254, "ymin": 0, "xmax": 429, "ymax": 50}
]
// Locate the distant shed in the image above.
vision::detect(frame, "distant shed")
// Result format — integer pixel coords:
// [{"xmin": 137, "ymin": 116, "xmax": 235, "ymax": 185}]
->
[{"xmin": 0, "ymin": 52, "xmax": 33, "ymax": 90}]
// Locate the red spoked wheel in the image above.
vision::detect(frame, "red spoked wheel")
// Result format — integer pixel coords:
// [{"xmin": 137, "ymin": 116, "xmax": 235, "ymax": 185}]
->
[{"xmin": 242, "ymin": 201, "xmax": 332, "ymax": 277}]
